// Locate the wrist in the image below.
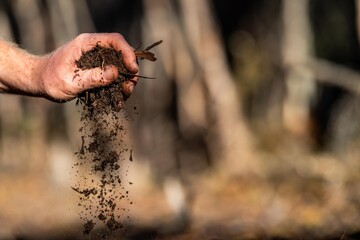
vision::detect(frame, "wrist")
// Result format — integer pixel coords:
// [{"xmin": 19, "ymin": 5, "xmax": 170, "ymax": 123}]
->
[{"xmin": 30, "ymin": 54, "xmax": 48, "ymax": 97}]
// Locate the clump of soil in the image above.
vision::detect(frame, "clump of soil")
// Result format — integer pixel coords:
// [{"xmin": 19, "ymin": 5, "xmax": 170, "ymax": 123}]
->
[
  {"xmin": 71, "ymin": 40, "xmax": 161, "ymax": 236},
  {"xmin": 75, "ymin": 40, "xmax": 162, "ymax": 112},
  {"xmin": 75, "ymin": 43, "xmax": 127, "ymax": 113}
]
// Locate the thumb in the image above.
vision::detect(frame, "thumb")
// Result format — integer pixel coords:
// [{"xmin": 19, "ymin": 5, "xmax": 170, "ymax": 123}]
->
[{"xmin": 76, "ymin": 65, "xmax": 118, "ymax": 91}]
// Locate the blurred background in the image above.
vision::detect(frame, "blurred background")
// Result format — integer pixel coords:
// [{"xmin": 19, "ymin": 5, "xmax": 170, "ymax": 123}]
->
[{"xmin": 1, "ymin": 0, "xmax": 360, "ymax": 239}]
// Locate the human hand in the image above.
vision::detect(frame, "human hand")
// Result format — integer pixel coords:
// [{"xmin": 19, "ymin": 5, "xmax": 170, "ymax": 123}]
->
[{"xmin": 38, "ymin": 33, "xmax": 139, "ymax": 101}]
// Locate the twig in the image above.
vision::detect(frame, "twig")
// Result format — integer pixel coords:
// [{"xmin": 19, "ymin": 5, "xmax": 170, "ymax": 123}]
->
[
  {"xmin": 309, "ymin": 58, "xmax": 360, "ymax": 95},
  {"xmin": 135, "ymin": 40, "xmax": 163, "ymax": 61},
  {"xmin": 145, "ymin": 40, "xmax": 163, "ymax": 51}
]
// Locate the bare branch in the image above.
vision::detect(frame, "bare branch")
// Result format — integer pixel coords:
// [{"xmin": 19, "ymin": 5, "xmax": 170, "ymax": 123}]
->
[{"xmin": 310, "ymin": 58, "xmax": 360, "ymax": 95}]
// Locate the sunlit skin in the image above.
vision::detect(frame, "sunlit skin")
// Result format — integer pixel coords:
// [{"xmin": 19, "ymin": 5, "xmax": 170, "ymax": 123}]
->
[{"xmin": 0, "ymin": 33, "xmax": 139, "ymax": 102}]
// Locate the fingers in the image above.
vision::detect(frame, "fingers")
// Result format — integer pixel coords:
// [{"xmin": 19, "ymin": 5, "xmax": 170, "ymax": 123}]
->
[
  {"xmin": 107, "ymin": 34, "xmax": 139, "ymax": 73},
  {"xmin": 75, "ymin": 65, "xmax": 118, "ymax": 91},
  {"xmin": 121, "ymin": 77, "xmax": 139, "ymax": 98},
  {"xmin": 74, "ymin": 65, "xmax": 138, "ymax": 98},
  {"xmin": 72, "ymin": 33, "xmax": 140, "ymax": 99},
  {"xmin": 77, "ymin": 33, "xmax": 139, "ymax": 73},
  {"xmin": 119, "ymin": 47, "xmax": 139, "ymax": 73}
]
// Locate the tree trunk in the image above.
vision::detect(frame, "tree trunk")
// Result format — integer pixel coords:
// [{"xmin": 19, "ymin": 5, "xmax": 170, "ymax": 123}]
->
[{"xmin": 282, "ymin": 0, "xmax": 315, "ymax": 138}]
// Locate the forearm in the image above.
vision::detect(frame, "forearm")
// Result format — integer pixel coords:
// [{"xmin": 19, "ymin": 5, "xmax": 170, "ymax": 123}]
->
[{"xmin": 0, "ymin": 40, "xmax": 44, "ymax": 96}]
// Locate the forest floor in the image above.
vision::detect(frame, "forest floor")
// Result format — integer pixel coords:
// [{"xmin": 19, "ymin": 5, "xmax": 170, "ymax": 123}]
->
[{"xmin": 1, "ymin": 143, "xmax": 360, "ymax": 240}]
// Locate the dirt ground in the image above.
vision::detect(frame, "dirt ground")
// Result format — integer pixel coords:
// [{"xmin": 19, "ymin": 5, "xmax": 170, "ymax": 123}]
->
[{"xmin": 2, "ymin": 144, "xmax": 360, "ymax": 240}]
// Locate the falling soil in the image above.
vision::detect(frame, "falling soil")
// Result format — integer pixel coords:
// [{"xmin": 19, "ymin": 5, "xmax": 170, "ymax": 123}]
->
[{"xmin": 71, "ymin": 40, "xmax": 161, "ymax": 237}]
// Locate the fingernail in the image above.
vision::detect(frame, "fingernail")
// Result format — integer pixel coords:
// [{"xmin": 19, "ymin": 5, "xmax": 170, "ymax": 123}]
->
[
  {"xmin": 132, "ymin": 62, "xmax": 139, "ymax": 73},
  {"xmin": 123, "ymin": 82, "xmax": 134, "ymax": 97},
  {"xmin": 128, "ymin": 84, "xmax": 134, "ymax": 93}
]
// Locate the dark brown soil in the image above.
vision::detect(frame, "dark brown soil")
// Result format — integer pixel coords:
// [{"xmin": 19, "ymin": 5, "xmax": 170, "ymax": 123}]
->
[
  {"xmin": 71, "ymin": 40, "xmax": 161, "ymax": 237},
  {"xmin": 75, "ymin": 43, "xmax": 128, "ymax": 113}
]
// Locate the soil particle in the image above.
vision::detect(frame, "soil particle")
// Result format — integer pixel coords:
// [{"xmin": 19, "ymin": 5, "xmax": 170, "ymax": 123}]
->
[
  {"xmin": 71, "ymin": 187, "xmax": 98, "ymax": 197},
  {"xmin": 98, "ymin": 213, "xmax": 107, "ymax": 221},
  {"xmin": 106, "ymin": 216, "xmax": 123, "ymax": 231},
  {"xmin": 83, "ymin": 220, "xmax": 96, "ymax": 235}
]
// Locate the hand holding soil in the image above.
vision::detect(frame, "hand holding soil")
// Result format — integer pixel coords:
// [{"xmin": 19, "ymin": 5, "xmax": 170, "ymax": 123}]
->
[
  {"xmin": 72, "ymin": 37, "xmax": 161, "ymax": 236},
  {"xmin": 38, "ymin": 33, "xmax": 139, "ymax": 101}
]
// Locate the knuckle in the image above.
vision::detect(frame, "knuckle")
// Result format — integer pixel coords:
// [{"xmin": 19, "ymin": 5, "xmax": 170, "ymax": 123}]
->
[
  {"xmin": 76, "ymin": 33, "xmax": 91, "ymax": 43},
  {"xmin": 77, "ymin": 33, "xmax": 87, "ymax": 41},
  {"xmin": 109, "ymin": 33, "xmax": 127, "ymax": 46},
  {"xmin": 110, "ymin": 32, "xmax": 124, "ymax": 40}
]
